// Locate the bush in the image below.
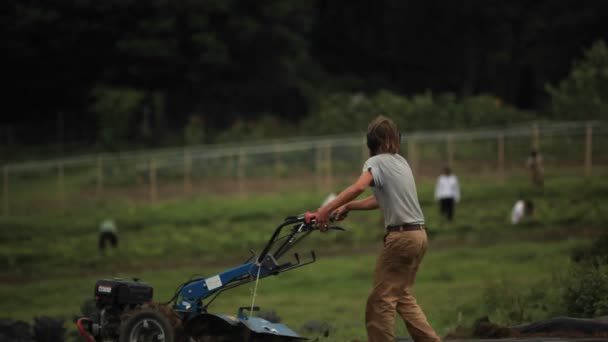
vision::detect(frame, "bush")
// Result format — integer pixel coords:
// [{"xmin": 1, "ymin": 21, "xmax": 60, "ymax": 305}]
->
[
  {"xmin": 565, "ymin": 230, "xmax": 608, "ymax": 317},
  {"xmin": 546, "ymin": 40, "xmax": 608, "ymax": 120},
  {"xmin": 481, "ymin": 276, "xmax": 564, "ymax": 325},
  {"xmin": 89, "ymin": 87, "xmax": 145, "ymax": 150},
  {"xmin": 303, "ymin": 90, "xmax": 532, "ymax": 134},
  {"xmin": 571, "ymin": 232, "xmax": 608, "ymax": 266},
  {"xmin": 214, "ymin": 114, "xmax": 295, "ymax": 143},
  {"xmin": 563, "ymin": 263, "xmax": 608, "ymax": 317},
  {"xmin": 184, "ymin": 115, "xmax": 205, "ymax": 145}
]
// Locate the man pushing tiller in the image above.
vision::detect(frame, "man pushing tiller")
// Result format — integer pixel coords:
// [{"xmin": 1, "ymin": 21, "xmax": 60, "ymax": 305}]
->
[{"xmin": 315, "ymin": 116, "xmax": 441, "ymax": 342}]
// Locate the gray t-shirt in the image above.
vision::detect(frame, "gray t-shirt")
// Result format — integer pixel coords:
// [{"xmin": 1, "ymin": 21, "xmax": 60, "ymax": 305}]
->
[{"xmin": 363, "ymin": 153, "xmax": 425, "ymax": 227}]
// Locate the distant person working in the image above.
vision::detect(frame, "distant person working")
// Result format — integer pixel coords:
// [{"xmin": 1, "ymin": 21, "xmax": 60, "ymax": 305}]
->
[
  {"xmin": 434, "ymin": 166, "xmax": 460, "ymax": 222},
  {"xmin": 98, "ymin": 219, "xmax": 119, "ymax": 252},
  {"xmin": 511, "ymin": 199, "xmax": 534, "ymax": 224},
  {"xmin": 527, "ymin": 150, "xmax": 544, "ymax": 187}
]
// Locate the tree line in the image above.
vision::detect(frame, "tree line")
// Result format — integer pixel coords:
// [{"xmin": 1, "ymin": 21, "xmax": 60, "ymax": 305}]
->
[{"xmin": 2, "ymin": 0, "xmax": 607, "ymax": 149}]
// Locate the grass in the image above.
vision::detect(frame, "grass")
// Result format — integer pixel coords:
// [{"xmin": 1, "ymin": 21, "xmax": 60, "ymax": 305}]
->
[
  {"xmin": 2, "ymin": 169, "xmax": 607, "ymax": 276},
  {"xmin": 0, "ymin": 239, "xmax": 585, "ymax": 340},
  {"xmin": 0, "ymin": 169, "xmax": 607, "ymax": 340}
]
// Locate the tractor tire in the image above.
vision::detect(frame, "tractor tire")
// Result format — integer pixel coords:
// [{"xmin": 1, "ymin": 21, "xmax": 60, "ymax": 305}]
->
[{"xmin": 119, "ymin": 308, "xmax": 175, "ymax": 342}]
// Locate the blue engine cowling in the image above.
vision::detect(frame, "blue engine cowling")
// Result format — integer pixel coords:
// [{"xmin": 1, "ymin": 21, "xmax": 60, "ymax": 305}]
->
[{"xmin": 183, "ymin": 309, "xmax": 306, "ymax": 341}]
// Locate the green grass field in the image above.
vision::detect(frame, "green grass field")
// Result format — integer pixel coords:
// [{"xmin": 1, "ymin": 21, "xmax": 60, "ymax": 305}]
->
[
  {"xmin": 1, "ymin": 169, "xmax": 607, "ymax": 340},
  {"xmin": 0, "ymin": 239, "xmax": 587, "ymax": 340}
]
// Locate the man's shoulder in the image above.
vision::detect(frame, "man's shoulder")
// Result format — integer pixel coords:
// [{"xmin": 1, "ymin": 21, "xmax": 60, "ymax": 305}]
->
[
  {"xmin": 365, "ymin": 154, "xmax": 408, "ymax": 172},
  {"xmin": 364, "ymin": 154, "xmax": 384, "ymax": 165}
]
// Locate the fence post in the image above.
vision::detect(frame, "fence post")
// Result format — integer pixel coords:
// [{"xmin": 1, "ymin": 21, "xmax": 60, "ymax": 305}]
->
[
  {"xmin": 325, "ymin": 142, "xmax": 333, "ymax": 188},
  {"xmin": 315, "ymin": 142, "xmax": 323, "ymax": 190},
  {"xmin": 362, "ymin": 139, "xmax": 368, "ymax": 165},
  {"xmin": 149, "ymin": 159, "xmax": 157, "ymax": 201},
  {"xmin": 2, "ymin": 166, "xmax": 8, "ymax": 216},
  {"xmin": 407, "ymin": 137, "xmax": 418, "ymax": 177},
  {"xmin": 184, "ymin": 148, "xmax": 192, "ymax": 195},
  {"xmin": 58, "ymin": 161, "xmax": 65, "ymax": 213},
  {"xmin": 585, "ymin": 122, "xmax": 593, "ymax": 176},
  {"xmin": 237, "ymin": 148, "xmax": 245, "ymax": 194},
  {"xmin": 532, "ymin": 123, "xmax": 540, "ymax": 151},
  {"xmin": 497, "ymin": 132, "xmax": 505, "ymax": 181},
  {"xmin": 96, "ymin": 155, "xmax": 103, "ymax": 196},
  {"xmin": 447, "ymin": 134, "xmax": 454, "ymax": 167},
  {"xmin": 273, "ymin": 143, "xmax": 282, "ymax": 191}
]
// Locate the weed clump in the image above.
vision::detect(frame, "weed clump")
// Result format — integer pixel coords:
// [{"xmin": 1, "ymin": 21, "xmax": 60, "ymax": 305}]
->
[{"xmin": 564, "ymin": 231, "xmax": 608, "ymax": 317}]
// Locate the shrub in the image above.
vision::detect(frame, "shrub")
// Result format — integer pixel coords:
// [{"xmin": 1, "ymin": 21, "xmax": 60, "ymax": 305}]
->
[
  {"xmin": 303, "ymin": 91, "xmax": 532, "ymax": 134},
  {"xmin": 564, "ymin": 230, "xmax": 608, "ymax": 317},
  {"xmin": 546, "ymin": 40, "xmax": 608, "ymax": 120},
  {"xmin": 570, "ymin": 230, "xmax": 608, "ymax": 266},
  {"xmin": 89, "ymin": 87, "xmax": 145, "ymax": 149},
  {"xmin": 184, "ymin": 115, "xmax": 205, "ymax": 145},
  {"xmin": 563, "ymin": 263, "xmax": 608, "ymax": 317},
  {"xmin": 481, "ymin": 276, "xmax": 564, "ymax": 325}
]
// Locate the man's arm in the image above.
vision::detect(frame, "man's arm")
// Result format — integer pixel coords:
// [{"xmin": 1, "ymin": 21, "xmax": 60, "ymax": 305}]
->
[
  {"xmin": 331, "ymin": 195, "xmax": 377, "ymax": 222},
  {"xmin": 316, "ymin": 171, "xmax": 374, "ymax": 228},
  {"xmin": 346, "ymin": 195, "xmax": 378, "ymax": 211}
]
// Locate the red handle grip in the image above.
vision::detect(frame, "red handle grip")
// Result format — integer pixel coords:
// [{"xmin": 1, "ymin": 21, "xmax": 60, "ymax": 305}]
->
[{"xmin": 304, "ymin": 212, "xmax": 317, "ymax": 224}]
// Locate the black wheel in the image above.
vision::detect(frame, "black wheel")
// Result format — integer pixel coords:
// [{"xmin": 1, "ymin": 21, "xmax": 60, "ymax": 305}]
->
[{"xmin": 119, "ymin": 308, "xmax": 175, "ymax": 342}]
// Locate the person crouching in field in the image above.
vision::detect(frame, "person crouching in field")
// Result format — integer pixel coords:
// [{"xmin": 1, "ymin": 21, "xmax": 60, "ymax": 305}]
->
[{"xmin": 316, "ymin": 116, "xmax": 441, "ymax": 342}]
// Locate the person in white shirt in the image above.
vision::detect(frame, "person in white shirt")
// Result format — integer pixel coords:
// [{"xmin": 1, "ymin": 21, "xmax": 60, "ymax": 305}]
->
[
  {"xmin": 434, "ymin": 166, "xmax": 460, "ymax": 222},
  {"xmin": 511, "ymin": 199, "xmax": 534, "ymax": 224}
]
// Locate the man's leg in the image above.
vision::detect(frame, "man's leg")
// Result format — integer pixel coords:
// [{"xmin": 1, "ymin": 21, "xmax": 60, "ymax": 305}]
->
[
  {"xmin": 366, "ymin": 232, "xmax": 421, "ymax": 342},
  {"xmin": 395, "ymin": 231, "xmax": 441, "ymax": 342},
  {"xmin": 396, "ymin": 288, "xmax": 441, "ymax": 342},
  {"xmin": 366, "ymin": 248, "xmax": 399, "ymax": 341}
]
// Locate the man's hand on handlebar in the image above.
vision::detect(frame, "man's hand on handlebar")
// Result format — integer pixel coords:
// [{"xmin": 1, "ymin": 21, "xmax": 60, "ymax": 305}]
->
[
  {"xmin": 312, "ymin": 208, "xmax": 348, "ymax": 233},
  {"xmin": 301, "ymin": 212, "xmax": 346, "ymax": 233},
  {"xmin": 316, "ymin": 207, "xmax": 331, "ymax": 232},
  {"xmin": 332, "ymin": 205, "xmax": 349, "ymax": 222}
]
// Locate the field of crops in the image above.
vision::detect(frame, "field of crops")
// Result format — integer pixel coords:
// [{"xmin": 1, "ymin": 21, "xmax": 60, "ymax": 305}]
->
[{"xmin": 1, "ymin": 169, "xmax": 607, "ymax": 340}]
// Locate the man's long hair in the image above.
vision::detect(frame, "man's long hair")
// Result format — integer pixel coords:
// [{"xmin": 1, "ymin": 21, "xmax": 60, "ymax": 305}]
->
[{"xmin": 367, "ymin": 115, "xmax": 401, "ymax": 156}]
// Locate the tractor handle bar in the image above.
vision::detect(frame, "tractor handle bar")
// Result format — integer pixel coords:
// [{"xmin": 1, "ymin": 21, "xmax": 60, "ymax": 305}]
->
[{"xmin": 255, "ymin": 212, "xmax": 345, "ymax": 264}]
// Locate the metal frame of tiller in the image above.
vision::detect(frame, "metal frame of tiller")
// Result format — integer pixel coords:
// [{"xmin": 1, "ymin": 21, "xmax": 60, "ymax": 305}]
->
[{"xmin": 171, "ymin": 212, "xmax": 342, "ymax": 315}]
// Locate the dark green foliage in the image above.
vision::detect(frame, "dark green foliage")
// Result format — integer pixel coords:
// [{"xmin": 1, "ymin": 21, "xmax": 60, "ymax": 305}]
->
[
  {"xmin": 563, "ymin": 263, "xmax": 608, "ymax": 317},
  {"xmin": 564, "ymin": 230, "xmax": 608, "ymax": 317},
  {"xmin": 571, "ymin": 231, "xmax": 608, "ymax": 266},
  {"xmin": 546, "ymin": 40, "xmax": 608, "ymax": 120},
  {"xmin": 4, "ymin": 1, "xmax": 608, "ymax": 148},
  {"xmin": 89, "ymin": 87, "xmax": 145, "ymax": 149},
  {"xmin": 303, "ymin": 91, "xmax": 532, "ymax": 134},
  {"xmin": 482, "ymin": 231, "xmax": 608, "ymax": 323},
  {"xmin": 481, "ymin": 277, "xmax": 564, "ymax": 325}
]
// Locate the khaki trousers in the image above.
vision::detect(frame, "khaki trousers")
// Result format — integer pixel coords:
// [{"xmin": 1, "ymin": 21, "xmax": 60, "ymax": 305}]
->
[{"xmin": 365, "ymin": 229, "xmax": 441, "ymax": 342}]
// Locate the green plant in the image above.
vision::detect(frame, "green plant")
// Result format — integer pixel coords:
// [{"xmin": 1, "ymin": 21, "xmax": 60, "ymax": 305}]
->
[
  {"xmin": 570, "ymin": 230, "xmax": 608, "ymax": 266},
  {"xmin": 89, "ymin": 87, "xmax": 145, "ymax": 149},
  {"xmin": 481, "ymin": 272, "xmax": 566, "ymax": 326},
  {"xmin": 184, "ymin": 115, "xmax": 205, "ymax": 145},
  {"xmin": 546, "ymin": 40, "xmax": 608, "ymax": 120},
  {"xmin": 304, "ymin": 90, "xmax": 532, "ymax": 134},
  {"xmin": 563, "ymin": 263, "xmax": 608, "ymax": 317}
]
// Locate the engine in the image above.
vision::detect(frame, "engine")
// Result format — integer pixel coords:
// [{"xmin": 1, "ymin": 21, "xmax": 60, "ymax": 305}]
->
[
  {"xmin": 95, "ymin": 278, "xmax": 154, "ymax": 308},
  {"xmin": 87, "ymin": 278, "xmax": 154, "ymax": 341}
]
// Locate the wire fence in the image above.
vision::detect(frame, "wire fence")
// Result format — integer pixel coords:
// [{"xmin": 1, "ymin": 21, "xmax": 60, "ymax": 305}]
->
[{"xmin": 1, "ymin": 121, "xmax": 606, "ymax": 216}]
